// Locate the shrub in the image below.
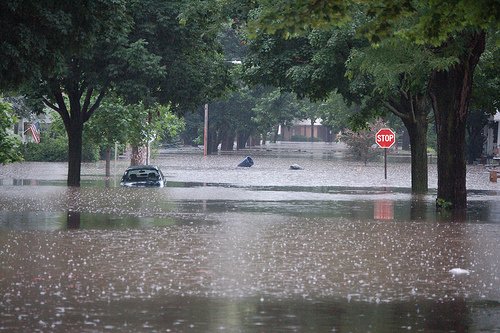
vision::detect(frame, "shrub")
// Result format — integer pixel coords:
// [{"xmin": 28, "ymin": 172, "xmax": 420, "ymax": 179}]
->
[
  {"xmin": 22, "ymin": 136, "xmax": 67, "ymax": 161},
  {"xmin": 22, "ymin": 133, "xmax": 99, "ymax": 162},
  {"xmin": 340, "ymin": 119, "xmax": 387, "ymax": 165}
]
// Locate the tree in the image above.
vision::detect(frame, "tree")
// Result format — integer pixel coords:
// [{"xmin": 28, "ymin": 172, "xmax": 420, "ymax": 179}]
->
[
  {"xmin": 316, "ymin": 92, "xmax": 352, "ymax": 138},
  {"xmin": 1, "ymin": 0, "xmax": 160, "ymax": 186},
  {"xmin": 128, "ymin": 0, "xmax": 232, "ymax": 110},
  {"xmin": 206, "ymin": 84, "xmax": 258, "ymax": 152},
  {"xmin": 467, "ymin": 39, "xmax": 500, "ymax": 164},
  {"xmin": 2, "ymin": 0, "xmax": 232, "ymax": 186},
  {"xmin": 244, "ymin": 26, "xmax": 362, "ymax": 101},
  {"xmin": 252, "ymin": 88, "xmax": 302, "ymax": 143},
  {"xmin": 249, "ymin": 0, "xmax": 499, "ymax": 209},
  {"xmin": 116, "ymin": 0, "xmax": 233, "ymax": 157},
  {"xmin": 0, "ymin": 101, "xmax": 22, "ymax": 164},
  {"xmin": 125, "ymin": 102, "xmax": 182, "ymax": 165},
  {"xmin": 245, "ymin": 17, "xmax": 434, "ymax": 192},
  {"xmin": 84, "ymin": 98, "xmax": 129, "ymax": 177},
  {"xmin": 345, "ymin": 39, "xmax": 455, "ymax": 193}
]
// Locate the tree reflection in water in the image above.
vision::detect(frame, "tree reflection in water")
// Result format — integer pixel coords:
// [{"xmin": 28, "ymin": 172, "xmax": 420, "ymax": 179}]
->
[{"xmin": 66, "ymin": 210, "xmax": 81, "ymax": 229}]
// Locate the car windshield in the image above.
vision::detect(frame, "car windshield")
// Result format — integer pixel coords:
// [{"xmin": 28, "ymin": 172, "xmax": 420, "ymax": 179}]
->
[{"xmin": 124, "ymin": 168, "xmax": 160, "ymax": 181}]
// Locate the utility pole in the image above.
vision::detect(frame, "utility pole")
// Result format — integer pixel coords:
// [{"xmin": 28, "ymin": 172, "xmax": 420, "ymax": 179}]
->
[{"xmin": 204, "ymin": 103, "xmax": 208, "ymax": 157}]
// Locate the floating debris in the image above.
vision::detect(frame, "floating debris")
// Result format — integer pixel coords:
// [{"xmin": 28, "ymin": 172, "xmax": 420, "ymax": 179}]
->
[
  {"xmin": 237, "ymin": 156, "xmax": 254, "ymax": 167},
  {"xmin": 289, "ymin": 164, "xmax": 303, "ymax": 170}
]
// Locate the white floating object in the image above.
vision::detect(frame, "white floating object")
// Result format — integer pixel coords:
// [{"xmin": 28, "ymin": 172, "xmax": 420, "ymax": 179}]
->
[{"xmin": 449, "ymin": 268, "xmax": 470, "ymax": 276}]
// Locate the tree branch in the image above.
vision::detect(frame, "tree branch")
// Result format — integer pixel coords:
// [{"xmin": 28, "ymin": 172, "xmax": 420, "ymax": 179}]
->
[
  {"xmin": 383, "ymin": 101, "xmax": 408, "ymax": 120},
  {"xmin": 42, "ymin": 97, "xmax": 60, "ymax": 113},
  {"xmin": 84, "ymin": 86, "xmax": 107, "ymax": 122},
  {"xmin": 409, "ymin": 93, "xmax": 416, "ymax": 123},
  {"xmin": 81, "ymin": 86, "xmax": 94, "ymax": 114},
  {"xmin": 47, "ymin": 81, "xmax": 71, "ymax": 128}
]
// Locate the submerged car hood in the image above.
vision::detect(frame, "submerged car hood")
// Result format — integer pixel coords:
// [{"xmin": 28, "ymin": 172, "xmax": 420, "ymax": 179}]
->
[{"xmin": 120, "ymin": 180, "xmax": 164, "ymax": 187}]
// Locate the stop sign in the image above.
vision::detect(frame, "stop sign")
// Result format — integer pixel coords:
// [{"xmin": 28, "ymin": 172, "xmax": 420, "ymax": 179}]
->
[{"xmin": 375, "ymin": 128, "xmax": 396, "ymax": 148}]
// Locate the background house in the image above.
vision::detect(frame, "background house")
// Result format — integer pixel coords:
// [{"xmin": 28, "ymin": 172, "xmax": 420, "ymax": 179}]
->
[
  {"xmin": 484, "ymin": 111, "xmax": 500, "ymax": 160},
  {"xmin": 280, "ymin": 119, "xmax": 333, "ymax": 142}
]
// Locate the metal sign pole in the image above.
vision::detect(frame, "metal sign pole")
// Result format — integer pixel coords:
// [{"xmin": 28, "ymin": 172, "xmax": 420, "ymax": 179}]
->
[
  {"xmin": 376, "ymin": 128, "xmax": 395, "ymax": 180},
  {"xmin": 384, "ymin": 148, "xmax": 387, "ymax": 180}
]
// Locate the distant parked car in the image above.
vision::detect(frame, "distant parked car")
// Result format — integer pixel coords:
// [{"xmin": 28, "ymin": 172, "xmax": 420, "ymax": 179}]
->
[{"xmin": 120, "ymin": 165, "xmax": 165, "ymax": 187}]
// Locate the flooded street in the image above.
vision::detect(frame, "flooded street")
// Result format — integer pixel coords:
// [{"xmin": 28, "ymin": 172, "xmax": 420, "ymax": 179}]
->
[{"xmin": 1, "ymin": 143, "xmax": 499, "ymax": 332}]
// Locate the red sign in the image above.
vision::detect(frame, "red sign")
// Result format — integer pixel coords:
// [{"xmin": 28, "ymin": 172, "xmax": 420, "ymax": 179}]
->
[{"xmin": 375, "ymin": 128, "xmax": 396, "ymax": 148}]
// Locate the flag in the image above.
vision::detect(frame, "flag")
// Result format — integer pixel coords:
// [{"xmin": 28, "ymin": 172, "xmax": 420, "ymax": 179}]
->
[{"xmin": 28, "ymin": 122, "xmax": 40, "ymax": 143}]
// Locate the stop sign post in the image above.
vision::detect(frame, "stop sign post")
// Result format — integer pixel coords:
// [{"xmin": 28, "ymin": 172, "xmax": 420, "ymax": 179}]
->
[{"xmin": 375, "ymin": 128, "xmax": 396, "ymax": 179}]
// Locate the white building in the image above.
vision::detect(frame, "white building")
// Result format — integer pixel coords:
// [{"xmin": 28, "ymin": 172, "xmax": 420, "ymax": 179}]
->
[{"xmin": 484, "ymin": 111, "xmax": 500, "ymax": 158}]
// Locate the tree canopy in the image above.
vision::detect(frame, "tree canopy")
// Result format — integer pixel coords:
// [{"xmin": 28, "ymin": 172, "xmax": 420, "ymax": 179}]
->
[
  {"xmin": 1, "ymin": 0, "xmax": 231, "ymax": 185},
  {"xmin": 248, "ymin": 0, "xmax": 499, "ymax": 209},
  {"xmin": 251, "ymin": 0, "xmax": 499, "ymax": 45}
]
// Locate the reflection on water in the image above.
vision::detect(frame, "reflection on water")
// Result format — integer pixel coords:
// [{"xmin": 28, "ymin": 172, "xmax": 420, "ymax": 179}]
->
[
  {"xmin": 374, "ymin": 200, "xmax": 394, "ymax": 220},
  {"xmin": 0, "ymin": 219, "xmax": 499, "ymax": 332},
  {"xmin": 1, "ymin": 155, "xmax": 500, "ymax": 331}
]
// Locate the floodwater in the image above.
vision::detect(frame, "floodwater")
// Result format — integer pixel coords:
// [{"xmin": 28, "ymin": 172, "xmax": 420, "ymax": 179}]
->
[{"xmin": 0, "ymin": 143, "xmax": 499, "ymax": 332}]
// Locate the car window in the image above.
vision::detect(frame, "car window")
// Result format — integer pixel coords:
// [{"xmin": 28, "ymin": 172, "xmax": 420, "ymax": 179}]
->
[{"xmin": 125, "ymin": 169, "xmax": 160, "ymax": 180}]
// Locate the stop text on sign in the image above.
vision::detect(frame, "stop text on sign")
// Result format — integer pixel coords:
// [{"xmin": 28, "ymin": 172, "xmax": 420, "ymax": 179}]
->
[{"xmin": 375, "ymin": 128, "xmax": 396, "ymax": 148}]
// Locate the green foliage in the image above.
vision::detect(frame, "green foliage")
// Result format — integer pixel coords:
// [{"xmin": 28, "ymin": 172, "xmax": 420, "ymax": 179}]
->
[
  {"xmin": 125, "ymin": 102, "xmax": 183, "ymax": 147},
  {"xmin": 248, "ymin": 0, "xmax": 351, "ymax": 38},
  {"xmin": 21, "ymin": 117, "xmax": 68, "ymax": 161},
  {"xmin": 23, "ymin": 139, "xmax": 100, "ymax": 162},
  {"xmin": 250, "ymin": 0, "xmax": 499, "ymax": 47},
  {"xmin": 22, "ymin": 137, "xmax": 67, "ymax": 162},
  {"xmin": 252, "ymin": 88, "xmax": 302, "ymax": 138},
  {"xmin": 346, "ymin": 39, "xmax": 456, "ymax": 98},
  {"xmin": 180, "ymin": 111, "xmax": 204, "ymax": 146},
  {"xmin": 244, "ymin": 25, "xmax": 362, "ymax": 101},
  {"xmin": 317, "ymin": 92, "xmax": 353, "ymax": 134},
  {"xmin": 85, "ymin": 97, "xmax": 185, "ymax": 149},
  {"xmin": 471, "ymin": 38, "xmax": 500, "ymax": 114},
  {"xmin": 129, "ymin": 0, "xmax": 232, "ymax": 110},
  {"xmin": 84, "ymin": 98, "xmax": 129, "ymax": 149},
  {"xmin": 0, "ymin": 101, "xmax": 22, "ymax": 164},
  {"xmin": 161, "ymin": 110, "xmax": 185, "ymax": 144},
  {"xmin": 2, "ymin": 0, "xmax": 231, "ymax": 185},
  {"xmin": 209, "ymin": 83, "xmax": 258, "ymax": 145},
  {"xmin": 22, "ymin": 113, "xmax": 99, "ymax": 162},
  {"xmin": 436, "ymin": 198, "xmax": 453, "ymax": 210},
  {"xmin": 466, "ymin": 39, "xmax": 500, "ymax": 163}
]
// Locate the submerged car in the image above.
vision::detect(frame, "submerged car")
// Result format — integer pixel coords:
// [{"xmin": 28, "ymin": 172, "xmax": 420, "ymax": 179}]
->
[{"xmin": 120, "ymin": 165, "xmax": 165, "ymax": 187}]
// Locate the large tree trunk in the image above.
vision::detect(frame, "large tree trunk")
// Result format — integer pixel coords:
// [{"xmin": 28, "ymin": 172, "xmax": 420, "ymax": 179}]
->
[
  {"xmin": 67, "ymin": 120, "xmax": 83, "ymax": 187},
  {"xmin": 220, "ymin": 129, "xmax": 235, "ymax": 151},
  {"xmin": 429, "ymin": 31, "xmax": 485, "ymax": 210},
  {"xmin": 403, "ymin": 113, "xmax": 428, "ymax": 194},
  {"xmin": 273, "ymin": 125, "xmax": 279, "ymax": 143},
  {"xmin": 387, "ymin": 93, "xmax": 430, "ymax": 194},
  {"xmin": 237, "ymin": 132, "xmax": 250, "ymax": 149},
  {"xmin": 131, "ymin": 146, "xmax": 147, "ymax": 165},
  {"xmin": 207, "ymin": 127, "xmax": 219, "ymax": 154}
]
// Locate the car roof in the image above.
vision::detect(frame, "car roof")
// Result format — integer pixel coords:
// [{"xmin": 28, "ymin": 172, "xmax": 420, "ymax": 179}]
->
[{"xmin": 125, "ymin": 165, "xmax": 160, "ymax": 171}]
